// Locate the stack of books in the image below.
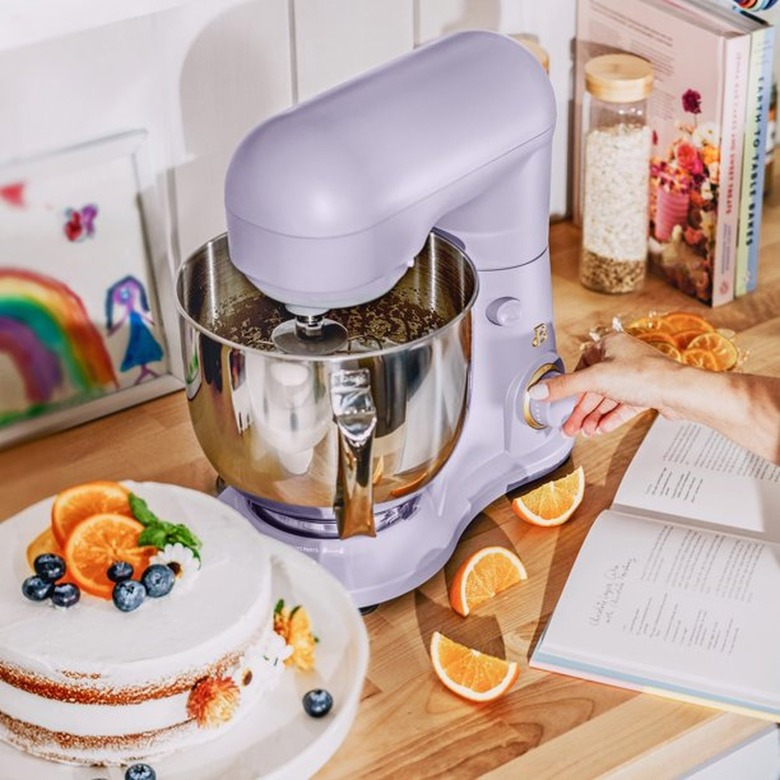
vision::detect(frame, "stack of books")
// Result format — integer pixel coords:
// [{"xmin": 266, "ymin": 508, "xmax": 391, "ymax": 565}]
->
[{"xmin": 574, "ymin": 0, "xmax": 775, "ymax": 306}]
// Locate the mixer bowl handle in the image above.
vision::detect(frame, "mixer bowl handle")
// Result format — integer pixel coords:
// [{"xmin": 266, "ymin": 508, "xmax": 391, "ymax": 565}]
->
[{"xmin": 330, "ymin": 369, "xmax": 378, "ymax": 538}]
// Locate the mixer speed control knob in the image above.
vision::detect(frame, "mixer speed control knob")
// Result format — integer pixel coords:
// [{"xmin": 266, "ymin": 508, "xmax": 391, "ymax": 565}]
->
[
  {"xmin": 524, "ymin": 368, "xmax": 577, "ymax": 430},
  {"xmin": 486, "ymin": 297, "xmax": 523, "ymax": 327}
]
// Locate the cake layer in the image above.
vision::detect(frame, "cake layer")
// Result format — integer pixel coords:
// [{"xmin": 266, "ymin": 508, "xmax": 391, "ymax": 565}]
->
[{"xmin": 0, "ymin": 481, "xmax": 286, "ymax": 765}]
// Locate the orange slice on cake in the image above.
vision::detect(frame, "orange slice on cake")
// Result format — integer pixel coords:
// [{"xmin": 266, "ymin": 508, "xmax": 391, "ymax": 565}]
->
[
  {"xmin": 63, "ymin": 513, "xmax": 156, "ymax": 599},
  {"xmin": 430, "ymin": 631, "xmax": 519, "ymax": 702},
  {"xmin": 511, "ymin": 466, "xmax": 585, "ymax": 527},
  {"xmin": 51, "ymin": 480, "xmax": 133, "ymax": 548},
  {"xmin": 448, "ymin": 546, "xmax": 527, "ymax": 617},
  {"xmin": 26, "ymin": 527, "xmax": 65, "ymax": 572}
]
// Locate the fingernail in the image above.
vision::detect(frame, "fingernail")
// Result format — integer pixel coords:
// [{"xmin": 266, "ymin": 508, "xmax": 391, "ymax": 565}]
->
[{"xmin": 528, "ymin": 383, "xmax": 549, "ymax": 400}]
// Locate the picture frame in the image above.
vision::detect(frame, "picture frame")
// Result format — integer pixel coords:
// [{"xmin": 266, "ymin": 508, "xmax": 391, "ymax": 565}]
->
[{"xmin": 0, "ymin": 130, "xmax": 183, "ymax": 449}]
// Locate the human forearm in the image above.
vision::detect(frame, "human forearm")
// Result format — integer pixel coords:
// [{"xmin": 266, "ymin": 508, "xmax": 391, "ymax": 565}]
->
[
  {"xmin": 666, "ymin": 369, "xmax": 780, "ymax": 464},
  {"xmin": 536, "ymin": 332, "xmax": 780, "ymax": 465}
]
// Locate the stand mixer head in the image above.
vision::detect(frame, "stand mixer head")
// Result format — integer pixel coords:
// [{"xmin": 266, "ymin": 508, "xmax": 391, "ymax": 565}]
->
[{"xmin": 176, "ymin": 30, "xmax": 575, "ymax": 606}]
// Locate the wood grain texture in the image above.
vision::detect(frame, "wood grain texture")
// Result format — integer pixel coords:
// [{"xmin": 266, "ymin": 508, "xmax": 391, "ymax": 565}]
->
[{"xmin": 2, "ymin": 184, "xmax": 779, "ymax": 778}]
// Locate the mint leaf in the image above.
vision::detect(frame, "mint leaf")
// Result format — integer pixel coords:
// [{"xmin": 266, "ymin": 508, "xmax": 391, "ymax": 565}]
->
[
  {"xmin": 129, "ymin": 494, "xmax": 159, "ymax": 527},
  {"xmin": 165, "ymin": 524, "xmax": 202, "ymax": 561},
  {"xmin": 138, "ymin": 525, "xmax": 170, "ymax": 548},
  {"xmin": 169, "ymin": 524, "xmax": 202, "ymax": 551},
  {"xmin": 274, "ymin": 599, "xmax": 285, "ymax": 615},
  {"xmin": 130, "ymin": 492, "xmax": 203, "ymax": 562}
]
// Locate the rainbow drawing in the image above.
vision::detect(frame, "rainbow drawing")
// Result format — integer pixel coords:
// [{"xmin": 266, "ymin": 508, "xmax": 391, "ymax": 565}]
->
[{"xmin": 0, "ymin": 268, "xmax": 118, "ymax": 425}]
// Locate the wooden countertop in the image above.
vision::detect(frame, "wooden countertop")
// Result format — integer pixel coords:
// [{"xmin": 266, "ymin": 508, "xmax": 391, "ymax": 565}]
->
[{"xmin": 2, "ymin": 195, "xmax": 779, "ymax": 777}]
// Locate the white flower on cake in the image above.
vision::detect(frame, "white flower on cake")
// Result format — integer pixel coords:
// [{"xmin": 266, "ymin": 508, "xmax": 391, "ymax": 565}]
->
[
  {"xmin": 150, "ymin": 542, "xmax": 201, "ymax": 590},
  {"xmin": 265, "ymin": 629, "xmax": 294, "ymax": 665},
  {"xmin": 230, "ymin": 627, "xmax": 292, "ymax": 694}
]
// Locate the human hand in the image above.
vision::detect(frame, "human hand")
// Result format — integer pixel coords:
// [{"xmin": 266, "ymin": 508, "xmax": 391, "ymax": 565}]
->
[{"xmin": 529, "ymin": 331, "xmax": 685, "ymax": 437}]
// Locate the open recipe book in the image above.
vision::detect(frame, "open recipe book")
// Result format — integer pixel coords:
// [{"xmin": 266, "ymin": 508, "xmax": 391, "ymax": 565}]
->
[{"xmin": 531, "ymin": 416, "xmax": 780, "ymax": 721}]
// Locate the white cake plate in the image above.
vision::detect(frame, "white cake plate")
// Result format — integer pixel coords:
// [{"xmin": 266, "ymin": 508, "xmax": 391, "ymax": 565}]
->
[{"xmin": 0, "ymin": 531, "xmax": 370, "ymax": 780}]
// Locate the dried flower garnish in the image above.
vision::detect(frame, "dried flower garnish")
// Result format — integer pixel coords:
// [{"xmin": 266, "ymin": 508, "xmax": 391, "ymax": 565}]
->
[
  {"xmin": 273, "ymin": 599, "xmax": 317, "ymax": 671},
  {"xmin": 187, "ymin": 676, "xmax": 240, "ymax": 728}
]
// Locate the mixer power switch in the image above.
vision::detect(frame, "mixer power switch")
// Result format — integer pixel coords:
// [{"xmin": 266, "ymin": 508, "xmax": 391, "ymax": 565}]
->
[
  {"xmin": 486, "ymin": 297, "xmax": 523, "ymax": 327},
  {"xmin": 524, "ymin": 368, "xmax": 577, "ymax": 430}
]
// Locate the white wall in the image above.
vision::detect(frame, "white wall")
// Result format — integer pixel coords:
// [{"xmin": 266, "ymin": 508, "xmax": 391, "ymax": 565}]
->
[{"xmin": 0, "ymin": 0, "xmax": 577, "ymax": 272}]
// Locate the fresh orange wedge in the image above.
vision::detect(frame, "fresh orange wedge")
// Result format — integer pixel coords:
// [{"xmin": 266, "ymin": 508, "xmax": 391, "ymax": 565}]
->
[
  {"xmin": 660, "ymin": 312, "xmax": 714, "ymax": 333},
  {"xmin": 51, "ymin": 480, "xmax": 133, "ymax": 548},
  {"xmin": 511, "ymin": 466, "xmax": 585, "ymax": 527},
  {"xmin": 449, "ymin": 546, "xmax": 527, "ymax": 617},
  {"xmin": 26, "ymin": 527, "xmax": 65, "ymax": 572},
  {"xmin": 63, "ymin": 513, "xmax": 155, "ymax": 599},
  {"xmin": 685, "ymin": 332, "xmax": 739, "ymax": 371},
  {"xmin": 430, "ymin": 631, "xmax": 519, "ymax": 702}
]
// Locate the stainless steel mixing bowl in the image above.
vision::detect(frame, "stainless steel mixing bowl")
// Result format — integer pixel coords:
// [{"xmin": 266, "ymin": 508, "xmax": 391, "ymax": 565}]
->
[{"xmin": 175, "ymin": 231, "xmax": 476, "ymax": 538}]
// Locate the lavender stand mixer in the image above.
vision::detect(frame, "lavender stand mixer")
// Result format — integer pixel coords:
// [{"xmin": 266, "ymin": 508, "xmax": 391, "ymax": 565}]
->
[{"xmin": 175, "ymin": 31, "xmax": 575, "ymax": 608}]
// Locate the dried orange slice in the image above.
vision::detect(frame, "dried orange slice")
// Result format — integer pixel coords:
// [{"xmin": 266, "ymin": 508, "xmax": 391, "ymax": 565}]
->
[
  {"xmin": 51, "ymin": 480, "xmax": 133, "ymax": 548},
  {"xmin": 647, "ymin": 341, "xmax": 682, "ymax": 362},
  {"xmin": 635, "ymin": 330, "xmax": 678, "ymax": 347},
  {"xmin": 448, "ymin": 546, "xmax": 527, "ymax": 617},
  {"xmin": 511, "ymin": 466, "xmax": 585, "ymax": 527},
  {"xmin": 625, "ymin": 315, "xmax": 675, "ymax": 335},
  {"xmin": 26, "ymin": 527, "xmax": 64, "ymax": 572},
  {"xmin": 681, "ymin": 348, "xmax": 720, "ymax": 371},
  {"xmin": 430, "ymin": 631, "xmax": 519, "ymax": 702},
  {"xmin": 63, "ymin": 513, "xmax": 155, "ymax": 599},
  {"xmin": 672, "ymin": 329, "xmax": 707, "ymax": 350},
  {"xmin": 685, "ymin": 332, "xmax": 739, "ymax": 371},
  {"xmin": 660, "ymin": 312, "xmax": 714, "ymax": 333}
]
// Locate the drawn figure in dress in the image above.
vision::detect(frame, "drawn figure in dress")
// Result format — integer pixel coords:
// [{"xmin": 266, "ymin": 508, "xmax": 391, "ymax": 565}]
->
[{"xmin": 105, "ymin": 275, "xmax": 164, "ymax": 385}]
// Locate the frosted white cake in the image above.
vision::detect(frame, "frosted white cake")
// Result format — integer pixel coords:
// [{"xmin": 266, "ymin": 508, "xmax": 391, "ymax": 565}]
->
[{"xmin": 0, "ymin": 482, "xmax": 288, "ymax": 766}]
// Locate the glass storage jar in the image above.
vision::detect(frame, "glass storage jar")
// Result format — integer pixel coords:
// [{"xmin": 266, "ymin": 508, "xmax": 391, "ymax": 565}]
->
[{"xmin": 580, "ymin": 53, "xmax": 653, "ymax": 293}]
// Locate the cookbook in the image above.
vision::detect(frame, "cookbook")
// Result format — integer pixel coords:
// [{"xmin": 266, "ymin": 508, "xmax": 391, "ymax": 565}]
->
[
  {"xmin": 574, "ymin": 0, "xmax": 772, "ymax": 306},
  {"xmin": 531, "ymin": 415, "xmax": 780, "ymax": 721}
]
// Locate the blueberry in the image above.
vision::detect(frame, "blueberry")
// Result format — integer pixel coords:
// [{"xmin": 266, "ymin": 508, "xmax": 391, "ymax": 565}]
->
[
  {"xmin": 34, "ymin": 553, "xmax": 66, "ymax": 582},
  {"xmin": 141, "ymin": 564, "xmax": 175, "ymax": 598},
  {"xmin": 22, "ymin": 575, "xmax": 54, "ymax": 602},
  {"xmin": 112, "ymin": 580, "xmax": 147, "ymax": 612},
  {"xmin": 302, "ymin": 688, "xmax": 333, "ymax": 718},
  {"xmin": 125, "ymin": 764, "xmax": 156, "ymax": 780},
  {"xmin": 51, "ymin": 582, "xmax": 81, "ymax": 608},
  {"xmin": 107, "ymin": 560, "xmax": 134, "ymax": 583}
]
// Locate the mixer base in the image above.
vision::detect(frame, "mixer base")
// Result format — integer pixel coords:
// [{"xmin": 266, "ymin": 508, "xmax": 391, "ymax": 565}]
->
[
  {"xmin": 219, "ymin": 434, "xmax": 573, "ymax": 609},
  {"xmin": 220, "ymin": 486, "xmax": 464, "ymax": 608}
]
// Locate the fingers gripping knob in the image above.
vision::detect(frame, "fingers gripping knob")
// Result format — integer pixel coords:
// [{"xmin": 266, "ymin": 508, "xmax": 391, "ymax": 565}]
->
[{"xmin": 524, "ymin": 370, "xmax": 576, "ymax": 430}]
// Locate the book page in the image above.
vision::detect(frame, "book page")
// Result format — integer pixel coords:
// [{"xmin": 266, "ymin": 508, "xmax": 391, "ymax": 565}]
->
[
  {"xmin": 532, "ymin": 510, "xmax": 780, "ymax": 717},
  {"xmin": 614, "ymin": 417, "xmax": 780, "ymax": 539}
]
